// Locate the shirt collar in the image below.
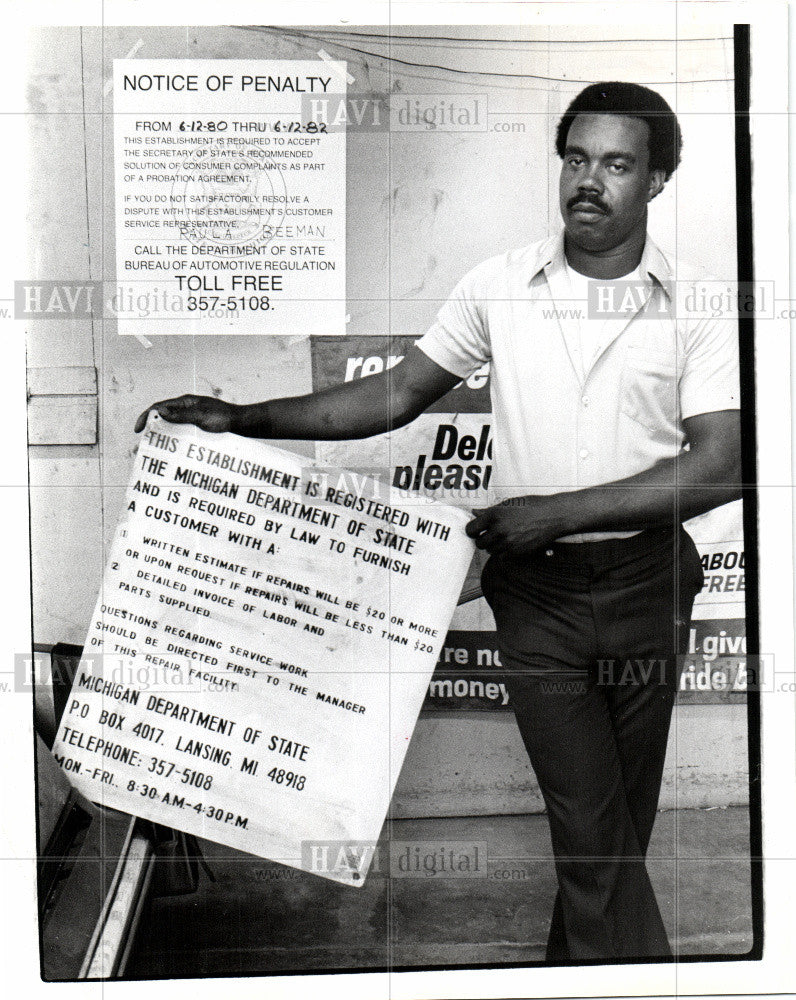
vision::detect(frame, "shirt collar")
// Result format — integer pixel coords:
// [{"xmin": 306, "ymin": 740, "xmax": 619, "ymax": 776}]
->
[{"xmin": 528, "ymin": 230, "xmax": 673, "ymax": 298}]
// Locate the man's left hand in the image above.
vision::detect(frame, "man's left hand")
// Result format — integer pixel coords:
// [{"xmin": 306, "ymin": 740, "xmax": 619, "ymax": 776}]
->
[{"xmin": 465, "ymin": 496, "xmax": 570, "ymax": 555}]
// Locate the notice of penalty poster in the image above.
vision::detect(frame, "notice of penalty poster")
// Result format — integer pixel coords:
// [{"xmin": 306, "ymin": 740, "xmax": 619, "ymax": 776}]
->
[{"xmin": 112, "ymin": 59, "xmax": 346, "ymax": 336}]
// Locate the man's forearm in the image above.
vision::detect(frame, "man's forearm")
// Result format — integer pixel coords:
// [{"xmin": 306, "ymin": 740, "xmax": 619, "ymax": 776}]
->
[
  {"xmin": 467, "ymin": 411, "xmax": 741, "ymax": 554},
  {"xmin": 228, "ymin": 345, "xmax": 462, "ymax": 441},
  {"xmin": 553, "ymin": 449, "xmax": 742, "ymax": 536},
  {"xmin": 534, "ymin": 410, "xmax": 742, "ymax": 538},
  {"xmin": 230, "ymin": 373, "xmax": 411, "ymax": 441},
  {"xmin": 134, "ymin": 346, "xmax": 462, "ymax": 440}
]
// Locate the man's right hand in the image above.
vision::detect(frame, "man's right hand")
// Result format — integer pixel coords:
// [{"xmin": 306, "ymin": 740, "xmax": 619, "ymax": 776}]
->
[{"xmin": 134, "ymin": 394, "xmax": 237, "ymax": 434}]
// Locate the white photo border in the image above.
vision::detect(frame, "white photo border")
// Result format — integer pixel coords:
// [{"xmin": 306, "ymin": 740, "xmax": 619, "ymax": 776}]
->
[{"xmin": 2, "ymin": 2, "xmax": 792, "ymax": 998}]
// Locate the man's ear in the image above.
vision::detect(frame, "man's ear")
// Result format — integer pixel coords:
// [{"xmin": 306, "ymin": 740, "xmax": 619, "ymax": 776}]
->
[{"xmin": 647, "ymin": 168, "xmax": 667, "ymax": 201}]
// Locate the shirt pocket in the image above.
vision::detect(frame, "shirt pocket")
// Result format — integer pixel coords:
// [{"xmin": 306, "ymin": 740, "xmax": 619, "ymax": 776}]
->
[{"xmin": 620, "ymin": 344, "xmax": 679, "ymax": 437}]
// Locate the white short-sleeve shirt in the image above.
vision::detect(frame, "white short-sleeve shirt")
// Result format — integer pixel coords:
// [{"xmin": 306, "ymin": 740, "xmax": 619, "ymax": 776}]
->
[{"xmin": 416, "ymin": 231, "xmax": 740, "ymax": 540}]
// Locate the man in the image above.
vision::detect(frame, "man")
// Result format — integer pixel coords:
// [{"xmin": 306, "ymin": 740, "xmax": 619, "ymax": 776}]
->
[{"xmin": 136, "ymin": 82, "xmax": 741, "ymax": 961}]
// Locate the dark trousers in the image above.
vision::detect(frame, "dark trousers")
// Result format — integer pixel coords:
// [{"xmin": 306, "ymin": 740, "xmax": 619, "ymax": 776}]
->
[{"xmin": 481, "ymin": 525, "xmax": 705, "ymax": 961}]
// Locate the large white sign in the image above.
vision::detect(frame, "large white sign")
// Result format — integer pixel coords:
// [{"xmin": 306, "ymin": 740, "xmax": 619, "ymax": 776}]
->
[
  {"xmin": 112, "ymin": 60, "xmax": 346, "ymax": 335},
  {"xmin": 50, "ymin": 416, "xmax": 473, "ymax": 884}
]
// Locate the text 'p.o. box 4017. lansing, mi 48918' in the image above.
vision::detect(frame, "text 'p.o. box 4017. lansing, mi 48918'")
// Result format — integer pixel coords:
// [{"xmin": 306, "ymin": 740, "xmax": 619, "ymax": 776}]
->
[{"xmin": 50, "ymin": 414, "xmax": 474, "ymax": 885}]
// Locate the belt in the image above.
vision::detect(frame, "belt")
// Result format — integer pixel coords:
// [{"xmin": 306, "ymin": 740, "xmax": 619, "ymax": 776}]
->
[{"xmin": 536, "ymin": 524, "xmax": 681, "ymax": 565}]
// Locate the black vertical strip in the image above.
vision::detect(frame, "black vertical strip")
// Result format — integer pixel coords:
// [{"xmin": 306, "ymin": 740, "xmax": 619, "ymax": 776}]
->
[{"xmin": 734, "ymin": 22, "xmax": 763, "ymax": 962}]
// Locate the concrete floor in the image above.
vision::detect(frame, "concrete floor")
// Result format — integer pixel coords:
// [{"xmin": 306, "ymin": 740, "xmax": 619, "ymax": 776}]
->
[{"xmin": 129, "ymin": 805, "xmax": 754, "ymax": 976}]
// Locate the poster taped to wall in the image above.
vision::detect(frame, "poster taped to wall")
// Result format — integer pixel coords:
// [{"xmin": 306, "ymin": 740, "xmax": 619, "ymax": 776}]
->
[{"xmin": 113, "ymin": 59, "xmax": 347, "ymax": 336}]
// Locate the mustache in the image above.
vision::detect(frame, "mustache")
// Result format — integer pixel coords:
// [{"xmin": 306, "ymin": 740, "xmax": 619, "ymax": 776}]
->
[{"xmin": 567, "ymin": 192, "xmax": 610, "ymax": 214}]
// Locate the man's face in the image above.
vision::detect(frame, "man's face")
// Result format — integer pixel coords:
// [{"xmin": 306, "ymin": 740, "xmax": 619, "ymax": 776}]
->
[{"xmin": 559, "ymin": 113, "xmax": 660, "ymax": 252}]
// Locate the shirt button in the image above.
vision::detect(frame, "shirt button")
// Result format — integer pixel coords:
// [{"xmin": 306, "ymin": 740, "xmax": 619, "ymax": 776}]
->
[
  {"xmin": 579, "ymin": 448, "xmax": 589, "ymax": 459},
  {"xmin": 581, "ymin": 395, "xmax": 589, "ymax": 406},
  {"xmin": 545, "ymin": 549, "xmax": 554, "ymax": 557}
]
